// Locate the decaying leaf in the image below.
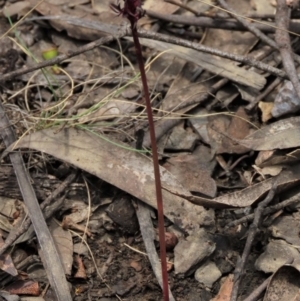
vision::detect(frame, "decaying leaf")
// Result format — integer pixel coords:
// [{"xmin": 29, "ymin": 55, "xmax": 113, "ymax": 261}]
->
[
  {"xmin": 5, "ymin": 280, "xmax": 40, "ymax": 295},
  {"xmin": 256, "ymin": 149, "xmax": 300, "ymax": 167},
  {"xmin": 211, "ymin": 274, "xmax": 233, "ymax": 301},
  {"xmin": 207, "ymin": 107, "xmax": 252, "ymax": 154},
  {"xmin": 238, "ymin": 116, "xmax": 300, "ymax": 150},
  {"xmin": 165, "ymin": 164, "xmax": 300, "ymax": 208},
  {"xmin": 0, "ymin": 197, "xmax": 23, "ymax": 233},
  {"xmin": 49, "ymin": 219, "xmax": 73, "ymax": 276},
  {"xmin": 8, "ymin": 128, "xmax": 215, "ymax": 234},
  {"xmin": 0, "ymin": 236, "xmax": 18, "ymax": 276},
  {"xmin": 2, "ymin": 1, "xmax": 30, "ymax": 17},
  {"xmin": 28, "ymin": 0, "xmax": 120, "ymax": 40},
  {"xmin": 270, "ymin": 215, "xmax": 300, "ymax": 246},
  {"xmin": 264, "ymin": 265, "xmax": 300, "ymax": 301},
  {"xmin": 163, "ymin": 144, "xmax": 217, "ymax": 198}
]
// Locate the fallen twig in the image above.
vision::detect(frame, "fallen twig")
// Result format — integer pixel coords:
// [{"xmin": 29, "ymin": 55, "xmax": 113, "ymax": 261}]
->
[
  {"xmin": 0, "ymin": 23, "xmax": 290, "ymax": 83},
  {"xmin": 242, "ymin": 276, "xmax": 271, "ymax": 301},
  {"xmin": 0, "ymin": 101, "xmax": 73, "ymax": 301},
  {"xmin": 226, "ymin": 190, "xmax": 300, "ymax": 228},
  {"xmin": 0, "ymin": 171, "xmax": 78, "ymax": 255},
  {"xmin": 275, "ymin": 0, "xmax": 300, "ymax": 100},
  {"xmin": 230, "ymin": 181, "xmax": 278, "ymax": 301},
  {"xmin": 217, "ymin": 0, "xmax": 300, "ymax": 65}
]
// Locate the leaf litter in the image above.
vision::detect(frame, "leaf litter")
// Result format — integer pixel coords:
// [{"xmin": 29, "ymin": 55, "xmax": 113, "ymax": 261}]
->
[{"xmin": 2, "ymin": 0, "xmax": 300, "ymax": 300}]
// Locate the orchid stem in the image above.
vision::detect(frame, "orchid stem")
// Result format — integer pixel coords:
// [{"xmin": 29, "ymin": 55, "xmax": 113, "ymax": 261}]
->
[
  {"xmin": 109, "ymin": 1, "xmax": 170, "ymax": 299},
  {"xmin": 131, "ymin": 23, "xmax": 170, "ymax": 301}
]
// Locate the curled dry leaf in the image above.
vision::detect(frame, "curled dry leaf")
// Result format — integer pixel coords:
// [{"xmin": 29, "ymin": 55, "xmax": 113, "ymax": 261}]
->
[
  {"xmin": 264, "ymin": 265, "xmax": 300, "ymax": 301},
  {"xmin": 165, "ymin": 232, "xmax": 178, "ymax": 251},
  {"xmin": 74, "ymin": 254, "xmax": 87, "ymax": 279},
  {"xmin": 130, "ymin": 260, "xmax": 143, "ymax": 272},
  {"xmin": 255, "ymin": 240, "xmax": 300, "ymax": 273},
  {"xmin": 211, "ymin": 274, "xmax": 233, "ymax": 301},
  {"xmin": 256, "ymin": 149, "xmax": 300, "ymax": 167},
  {"xmin": 258, "ymin": 101, "xmax": 274, "ymax": 122}
]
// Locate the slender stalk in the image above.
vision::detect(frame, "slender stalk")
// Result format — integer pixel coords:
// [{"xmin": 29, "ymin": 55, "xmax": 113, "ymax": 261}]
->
[
  {"xmin": 131, "ymin": 25, "xmax": 169, "ymax": 301},
  {"xmin": 110, "ymin": 1, "xmax": 169, "ymax": 300}
]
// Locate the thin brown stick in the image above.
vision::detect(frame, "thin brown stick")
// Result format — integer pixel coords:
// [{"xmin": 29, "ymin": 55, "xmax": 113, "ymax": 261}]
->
[
  {"xmin": 146, "ymin": 9, "xmax": 280, "ymax": 33},
  {"xmin": 217, "ymin": 0, "xmax": 300, "ymax": 65},
  {"xmin": 246, "ymin": 77, "xmax": 283, "ymax": 110},
  {"xmin": 275, "ymin": 0, "xmax": 300, "ymax": 100},
  {"xmin": 230, "ymin": 182, "xmax": 278, "ymax": 301},
  {"xmin": 226, "ymin": 190, "xmax": 300, "ymax": 228},
  {"xmin": 0, "ymin": 25, "xmax": 289, "ymax": 83},
  {"xmin": 0, "ymin": 102, "xmax": 72, "ymax": 301},
  {"xmin": 242, "ymin": 276, "xmax": 271, "ymax": 301},
  {"xmin": 136, "ymin": 29, "xmax": 287, "ymax": 79}
]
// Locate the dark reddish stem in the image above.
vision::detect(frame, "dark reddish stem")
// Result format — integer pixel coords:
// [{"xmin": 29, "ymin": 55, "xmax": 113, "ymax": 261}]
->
[
  {"xmin": 131, "ymin": 24, "xmax": 170, "ymax": 301},
  {"xmin": 110, "ymin": 1, "xmax": 169, "ymax": 300}
]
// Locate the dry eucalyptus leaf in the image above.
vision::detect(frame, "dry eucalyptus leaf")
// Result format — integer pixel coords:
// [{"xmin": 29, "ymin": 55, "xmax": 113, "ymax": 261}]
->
[
  {"xmin": 143, "ymin": 0, "xmax": 181, "ymax": 14},
  {"xmin": 252, "ymin": 0, "xmax": 276, "ymax": 13},
  {"xmin": 49, "ymin": 219, "xmax": 73, "ymax": 276},
  {"xmin": 270, "ymin": 216, "xmax": 300, "ymax": 246},
  {"xmin": 2, "ymin": 1, "xmax": 30, "ymax": 17},
  {"xmin": 8, "ymin": 128, "xmax": 215, "ymax": 233},
  {"xmin": 166, "ymin": 164, "xmax": 300, "ymax": 208},
  {"xmin": 238, "ymin": 116, "xmax": 300, "ymax": 150},
  {"xmin": 264, "ymin": 265, "xmax": 300, "ymax": 301},
  {"xmin": 79, "ymin": 98, "xmax": 137, "ymax": 123},
  {"xmin": 255, "ymin": 149, "xmax": 300, "ymax": 167},
  {"xmin": 136, "ymin": 38, "xmax": 266, "ymax": 90},
  {"xmin": 164, "ymin": 123, "xmax": 198, "ymax": 151},
  {"xmin": 260, "ymin": 166, "xmax": 283, "ymax": 176},
  {"xmin": 61, "ymin": 199, "xmax": 90, "ymax": 224},
  {"xmin": 207, "ymin": 107, "xmax": 251, "ymax": 155},
  {"xmin": 255, "ymin": 240, "xmax": 300, "ymax": 273},
  {"xmin": 29, "ymin": 0, "xmax": 120, "ymax": 40},
  {"xmin": 163, "ymin": 144, "xmax": 216, "ymax": 198}
]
